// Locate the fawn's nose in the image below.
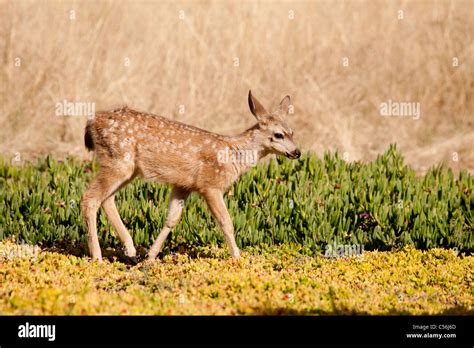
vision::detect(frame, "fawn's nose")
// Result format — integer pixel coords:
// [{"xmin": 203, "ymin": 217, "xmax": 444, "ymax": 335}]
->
[
  {"xmin": 286, "ymin": 149, "xmax": 301, "ymax": 159},
  {"xmin": 285, "ymin": 148, "xmax": 301, "ymax": 159}
]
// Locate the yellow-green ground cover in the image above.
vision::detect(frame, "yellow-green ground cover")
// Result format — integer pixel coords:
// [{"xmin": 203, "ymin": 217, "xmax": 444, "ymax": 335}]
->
[{"xmin": 0, "ymin": 240, "xmax": 472, "ymax": 315}]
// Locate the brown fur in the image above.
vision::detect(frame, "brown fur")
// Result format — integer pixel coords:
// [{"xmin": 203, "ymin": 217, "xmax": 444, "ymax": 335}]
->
[{"xmin": 81, "ymin": 91, "xmax": 301, "ymax": 262}]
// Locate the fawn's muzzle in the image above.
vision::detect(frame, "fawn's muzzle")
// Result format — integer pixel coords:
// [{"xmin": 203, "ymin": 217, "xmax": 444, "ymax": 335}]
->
[{"xmin": 286, "ymin": 149, "xmax": 301, "ymax": 159}]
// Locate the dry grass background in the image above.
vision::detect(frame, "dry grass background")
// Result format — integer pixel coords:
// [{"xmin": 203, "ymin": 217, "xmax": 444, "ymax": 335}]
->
[{"xmin": 0, "ymin": 0, "xmax": 473, "ymax": 173}]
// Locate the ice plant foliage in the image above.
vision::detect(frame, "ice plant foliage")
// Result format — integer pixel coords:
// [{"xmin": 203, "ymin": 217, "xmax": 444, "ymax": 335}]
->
[{"xmin": 0, "ymin": 145, "xmax": 472, "ymax": 253}]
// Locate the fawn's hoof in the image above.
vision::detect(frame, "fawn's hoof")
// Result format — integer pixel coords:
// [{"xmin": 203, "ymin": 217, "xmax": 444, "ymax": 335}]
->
[{"xmin": 128, "ymin": 256, "xmax": 138, "ymax": 265}]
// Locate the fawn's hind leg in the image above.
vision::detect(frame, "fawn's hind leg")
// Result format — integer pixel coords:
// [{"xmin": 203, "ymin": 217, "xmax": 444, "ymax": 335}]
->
[
  {"xmin": 102, "ymin": 194, "xmax": 137, "ymax": 261},
  {"xmin": 147, "ymin": 187, "xmax": 190, "ymax": 260},
  {"xmin": 81, "ymin": 168, "xmax": 133, "ymax": 262}
]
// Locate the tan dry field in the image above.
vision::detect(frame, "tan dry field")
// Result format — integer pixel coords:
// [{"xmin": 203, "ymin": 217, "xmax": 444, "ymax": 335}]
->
[{"xmin": 0, "ymin": 0, "xmax": 473, "ymax": 173}]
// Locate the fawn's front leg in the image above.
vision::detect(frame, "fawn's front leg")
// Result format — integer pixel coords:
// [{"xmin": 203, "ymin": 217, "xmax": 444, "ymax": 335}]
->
[
  {"xmin": 147, "ymin": 186, "xmax": 190, "ymax": 260},
  {"xmin": 202, "ymin": 188, "xmax": 240, "ymax": 259}
]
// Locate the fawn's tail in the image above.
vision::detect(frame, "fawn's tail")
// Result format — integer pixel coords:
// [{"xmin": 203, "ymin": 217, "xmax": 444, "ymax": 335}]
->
[{"xmin": 84, "ymin": 120, "xmax": 94, "ymax": 151}]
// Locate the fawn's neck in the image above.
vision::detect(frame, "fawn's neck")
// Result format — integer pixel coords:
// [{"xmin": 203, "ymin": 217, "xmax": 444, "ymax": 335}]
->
[{"xmin": 223, "ymin": 125, "xmax": 268, "ymax": 178}]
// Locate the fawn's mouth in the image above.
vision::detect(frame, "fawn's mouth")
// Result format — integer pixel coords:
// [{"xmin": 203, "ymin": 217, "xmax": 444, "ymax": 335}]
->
[{"xmin": 285, "ymin": 149, "xmax": 301, "ymax": 159}]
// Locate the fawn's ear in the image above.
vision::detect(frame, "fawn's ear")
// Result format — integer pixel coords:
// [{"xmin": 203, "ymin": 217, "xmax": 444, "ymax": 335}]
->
[
  {"xmin": 248, "ymin": 90, "xmax": 269, "ymax": 121},
  {"xmin": 279, "ymin": 95, "xmax": 291, "ymax": 115}
]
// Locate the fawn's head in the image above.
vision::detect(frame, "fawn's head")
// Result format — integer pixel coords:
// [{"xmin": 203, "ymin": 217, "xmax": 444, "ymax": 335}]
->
[{"xmin": 248, "ymin": 91, "xmax": 301, "ymax": 159}]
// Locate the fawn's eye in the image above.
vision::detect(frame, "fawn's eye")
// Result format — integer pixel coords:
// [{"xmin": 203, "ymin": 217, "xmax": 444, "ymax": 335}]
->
[{"xmin": 274, "ymin": 133, "xmax": 284, "ymax": 140}]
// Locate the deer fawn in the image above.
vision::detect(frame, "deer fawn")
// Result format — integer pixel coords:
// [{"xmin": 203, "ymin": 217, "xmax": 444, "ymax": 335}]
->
[{"xmin": 81, "ymin": 91, "xmax": 301, "ymax": 263}]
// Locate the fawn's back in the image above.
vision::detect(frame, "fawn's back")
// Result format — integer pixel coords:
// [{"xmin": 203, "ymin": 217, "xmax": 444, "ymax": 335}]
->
[{"xmin": 86, "ymin": 107, "xmax": 244, "ymax": 192}]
